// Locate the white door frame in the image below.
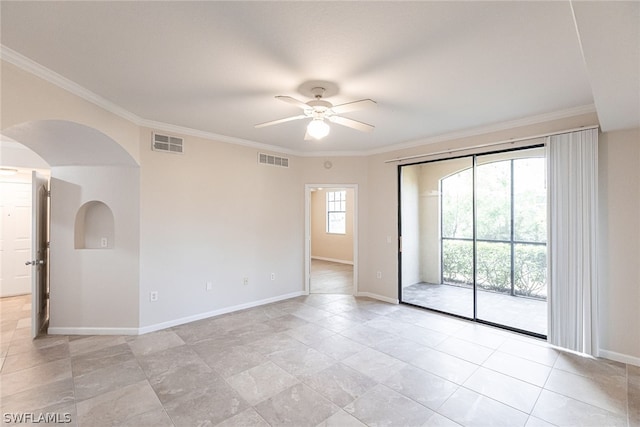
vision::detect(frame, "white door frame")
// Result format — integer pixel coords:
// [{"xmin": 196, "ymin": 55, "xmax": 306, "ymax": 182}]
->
[
  {"xmin": 304, "ymin": 183, "xmax": 358, "ymax": 295},
  {"xmin": 30, "ymin": 171, "xmax": 49, "ymax": 338}
]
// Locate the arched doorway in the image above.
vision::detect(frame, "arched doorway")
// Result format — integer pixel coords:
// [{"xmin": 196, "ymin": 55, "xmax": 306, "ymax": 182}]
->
[{"xmin": 1, "ymin": 120, "xmax": 140, "ymax": 337}]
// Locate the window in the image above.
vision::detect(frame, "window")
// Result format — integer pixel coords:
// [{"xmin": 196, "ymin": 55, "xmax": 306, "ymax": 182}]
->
[
  {"xmin": 326, "ymin": 190, "xmax": 346, "ymax": 234},
  {"xmin": 441, "ymin": 157, "xmax": 547, "ymax": 299},
  {"xmin": 399, "ymin": 146, "xmax": 547, "ymax": 337}
]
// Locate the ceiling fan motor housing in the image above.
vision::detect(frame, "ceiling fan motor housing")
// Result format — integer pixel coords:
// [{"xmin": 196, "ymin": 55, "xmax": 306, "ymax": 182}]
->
[{"xmin": 306, "ymin": 99, "xmax": 333, "ymax": 116}]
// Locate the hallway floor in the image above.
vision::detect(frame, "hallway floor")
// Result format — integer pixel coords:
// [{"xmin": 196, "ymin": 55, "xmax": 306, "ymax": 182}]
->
[
  {"xmin": 0, "ymin": 293, "xmax": 638, "ymax": 427},
  {"xmin": 310, "ymin": 259, "xmax": 353, "ymax": 294}
]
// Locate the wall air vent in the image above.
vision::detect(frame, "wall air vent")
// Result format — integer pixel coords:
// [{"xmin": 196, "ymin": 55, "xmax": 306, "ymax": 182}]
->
[
  {"xmin": 258, "ymin": 152, "xmax": 289, "ymax": 168},
  {"xmin": 152, "ymin": 132, "xmax": 184, "ymax": 154}
]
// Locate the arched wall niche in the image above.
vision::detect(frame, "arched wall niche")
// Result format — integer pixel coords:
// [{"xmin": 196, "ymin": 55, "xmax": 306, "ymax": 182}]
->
[{"xmin": 74, "ymin": 201, "xmax": 115, "ymax": 249}]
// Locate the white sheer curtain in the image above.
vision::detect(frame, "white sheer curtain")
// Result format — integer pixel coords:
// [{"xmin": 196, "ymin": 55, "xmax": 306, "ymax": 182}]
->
[{"xmin": 547, "ymin": 128, "xmax": 599, "ymax": 355}]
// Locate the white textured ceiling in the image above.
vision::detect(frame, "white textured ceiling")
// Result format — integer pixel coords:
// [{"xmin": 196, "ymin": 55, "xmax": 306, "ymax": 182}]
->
[{"xmin": 1, "ymin": 1, "xmax": 637, "ymax": 155}]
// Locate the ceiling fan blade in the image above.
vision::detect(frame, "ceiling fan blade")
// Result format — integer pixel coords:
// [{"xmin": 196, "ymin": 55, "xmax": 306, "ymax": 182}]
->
[
  {"xmin": 254, "ymin": 115, "xmax": 306, "ymax": 128},
  {"xmin": 275, "ymin": 96, "xmax": 310, "ymax": 110},
  {"xmin": 330, "ymin": 99, "xmax": 376, "ymax": 114},
  {"xmin": 329, "ymin": 115, "xmax": 375, "ymax": 132}
]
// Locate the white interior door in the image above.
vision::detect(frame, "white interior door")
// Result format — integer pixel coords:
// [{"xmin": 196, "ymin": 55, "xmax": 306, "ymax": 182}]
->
[
  {"xmin": 29, "ymin": 171, "xmax": 49, "ymax": 338},
  {"xmin": 0, "ymin": 181, "xmax": 32, "ymax": 297}
]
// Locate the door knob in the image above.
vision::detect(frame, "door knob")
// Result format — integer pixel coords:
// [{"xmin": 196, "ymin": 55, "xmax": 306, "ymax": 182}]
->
[{"xmin": 25, "ymin": 260, "xmax": 45, "ymax": 266}]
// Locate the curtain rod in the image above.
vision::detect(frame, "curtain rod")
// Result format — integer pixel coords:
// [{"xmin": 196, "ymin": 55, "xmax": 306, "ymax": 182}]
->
[{"xmin": 384, "ymin": 125, "xmax": 600, "ymax": 164}]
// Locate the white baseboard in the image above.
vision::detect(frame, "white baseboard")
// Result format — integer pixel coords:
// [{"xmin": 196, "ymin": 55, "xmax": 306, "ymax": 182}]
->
[
  {"xmin": 47, "ymin": 291, "xmax": 305, "ymax": 336},
  {"xmin": 311, "ymin": 256, "xmax": 354, "ymax": 265},
  {"xmin": 137, "ymin": 291, "xmax": 305, "ymax": 335},
  {"xmin": 48, "ymin": 327, "xmax": 138, "ymax": 336},
  {"xmin": 598, "ymin": 349, "xmax": 640, "ymax": 367},
  {"xmin": 357, "ymin": 291, "xmax": 398, "ymax": 304}
]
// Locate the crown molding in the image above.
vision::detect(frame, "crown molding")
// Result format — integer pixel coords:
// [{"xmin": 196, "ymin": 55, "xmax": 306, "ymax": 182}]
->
[
  {"xmin": 2, "ymin": 45, "xmax": 598, "ymax": 159},
  {"xmin": 1, "ymin": 45, "xmax": 298, "ymax": 156},
  {"xmin": 363, "ymin": 103, "xmax": 598, "ymax": 156},
  {"xmin": 1, "ymin": 45, "xmax": 143, "ymax": 124}
]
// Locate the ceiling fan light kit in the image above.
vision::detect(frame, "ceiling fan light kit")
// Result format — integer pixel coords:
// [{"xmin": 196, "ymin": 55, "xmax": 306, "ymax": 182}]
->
[
  {"xmin": 307, "ymin": 119, "xmax": 330, "ymax": 139},
  {"xmin": 254, "ymin": 83, "xmax": 376, "ymax": 141}
]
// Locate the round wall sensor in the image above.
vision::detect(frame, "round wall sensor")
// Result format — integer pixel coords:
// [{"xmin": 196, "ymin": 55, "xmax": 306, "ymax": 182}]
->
[{"xmin": 323, "ymin": 160, "xmax": 333, "ymax": 169}]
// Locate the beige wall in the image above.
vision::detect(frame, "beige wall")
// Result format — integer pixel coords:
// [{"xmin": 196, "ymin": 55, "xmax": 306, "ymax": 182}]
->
[
  {"xmin": 3, "ymin": 57, "xmax": 639, "ymax": 363},
  {"xmin": 311, "ymin": 188, "xmax": 354, "ymax": 263},
  {"xmin": 598, "ymin": 128, "xmax": 640, "ymax": 362},
  {"xmin": 139, "ymin": 128, "xmax": 304, "ymax": 327}
]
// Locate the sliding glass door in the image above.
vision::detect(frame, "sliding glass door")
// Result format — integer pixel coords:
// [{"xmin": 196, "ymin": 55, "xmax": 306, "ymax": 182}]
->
[
  {"xmin": 399, "ymin": 147, "xmax": 547, "ymax": 337},
  {"xmin": 400, "ymin": 156, "xmax": 475, "ymax": 319}
]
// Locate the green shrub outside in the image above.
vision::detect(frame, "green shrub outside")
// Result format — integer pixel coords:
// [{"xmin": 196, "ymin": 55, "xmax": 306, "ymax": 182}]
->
[{"xmin": 442, "ymin": 240, "xmax": 547, "ymax": 298}]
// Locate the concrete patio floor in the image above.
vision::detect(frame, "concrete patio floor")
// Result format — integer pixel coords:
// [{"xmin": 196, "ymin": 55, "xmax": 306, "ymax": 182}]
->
[{"xmin": 401, "ymin": 282, "xmax": 547, "ymax": 336}]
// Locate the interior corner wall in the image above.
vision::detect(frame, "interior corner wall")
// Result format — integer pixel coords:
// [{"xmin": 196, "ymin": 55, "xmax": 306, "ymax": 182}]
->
[
  {"xmin": 49, "ymin": 166, "xmax": 140, "ymax": 332},
  {"xmin": 597, "ymin": 127, "xmax": 640, "ymax": 363},
  {"xmin": 138, "ymin": 129, "xmax": 304, "ymax": 328},
  {"xmin": 311, "ymin": 188, "xmax": 354, "ymax": 263}
]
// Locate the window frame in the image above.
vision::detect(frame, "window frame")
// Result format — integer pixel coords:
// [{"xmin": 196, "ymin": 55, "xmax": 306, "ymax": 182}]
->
[{"xmin": 326, "ymin": 190, "xmax": 347, "ymax": 234}]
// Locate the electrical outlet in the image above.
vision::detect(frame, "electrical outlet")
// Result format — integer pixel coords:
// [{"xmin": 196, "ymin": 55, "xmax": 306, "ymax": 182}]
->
[
  {"xmin": 243, "ymin": 277, "xmax": 249, "ymax": 286},
  {"xmin": 270, "ymin": 273, "xmax": 275, "ymax": 281},
  {"xmin": 149, "ymin": 291, "xmax": 158, "ymax": 302},
  {"xmin": 206, "ymin": 281, "xmax": 213, "ymax": 291},
  {"xmin": 101, "ymin": 237, "xmax": 108, "ymax": 247},
  {"xmin": 376, "ymin": 271, "xmax": 382, "ymax": 279}
]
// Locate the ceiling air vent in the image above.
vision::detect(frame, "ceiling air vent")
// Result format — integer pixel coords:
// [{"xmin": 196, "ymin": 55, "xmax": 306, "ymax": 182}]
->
[
  {"xmin": 152, "ymin": 132, "xmax": 184, "ymax": 154},
  {"xmin": 258, "ymin": 152, "xmax": 289, "ymax": 168}
]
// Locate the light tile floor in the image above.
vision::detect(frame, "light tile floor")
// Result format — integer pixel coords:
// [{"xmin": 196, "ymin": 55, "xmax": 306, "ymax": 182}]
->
[
  {"xmin": 1, "ymin": 293, "xmax": 639, "ymax": 427},
  {"xmin": 310, "ymin": 259, "xmax": 353, "ymax": 294}
]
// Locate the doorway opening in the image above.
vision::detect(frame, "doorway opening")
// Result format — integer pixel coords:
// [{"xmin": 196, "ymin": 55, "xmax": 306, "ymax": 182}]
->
[
  {"xmin": 0, "ymin": 139, "xmax": 51, "ymax": 339},
  {"xmin": 398, "ymin": 146, "xmax": 547, "ymax": 338},
  {"xmin": 305, "ymin": 184, "xmax": 358, "ymax": 295}
]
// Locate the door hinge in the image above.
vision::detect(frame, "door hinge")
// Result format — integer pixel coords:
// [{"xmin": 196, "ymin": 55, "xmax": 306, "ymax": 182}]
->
[
  {"xmin": 47, "ymin": 190, "xmax": 51, "ymax": 197},
  {"xmin": 399, "ymin": 236, "xmax": 402, "ymax": 253},
  {"xmin": 47, "ymin": 241, "xmax": 50, "ymax": 248}
]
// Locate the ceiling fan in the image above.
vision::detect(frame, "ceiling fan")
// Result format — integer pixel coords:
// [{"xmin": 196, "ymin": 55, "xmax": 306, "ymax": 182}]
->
[{"xmin": 255, "ymin": 87, "xmax": 376, "ymax": 140}]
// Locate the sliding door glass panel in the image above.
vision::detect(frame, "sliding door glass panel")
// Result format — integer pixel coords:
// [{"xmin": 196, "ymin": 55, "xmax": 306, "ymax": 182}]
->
[
  {"xmin": 476, "ymin": 159, "xmax": 511, "ymax": 242},
  {"xmin": 513, "ymin": 157, "xmax": 547, "ymax": 243},
  {"xmin": 440, "ymin": 165, "xmax": 474, "ymax": 317},
  {"xmin": 475, "ymin": 148, "xmax": 547, "ymax": 336},
  {"xmin": 400, "ymin": 157, "xmax": 473, "ymax": 319},
  {"xmin": 399, "ymin": 146, "xmax": 546, "ymax": 337}
]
